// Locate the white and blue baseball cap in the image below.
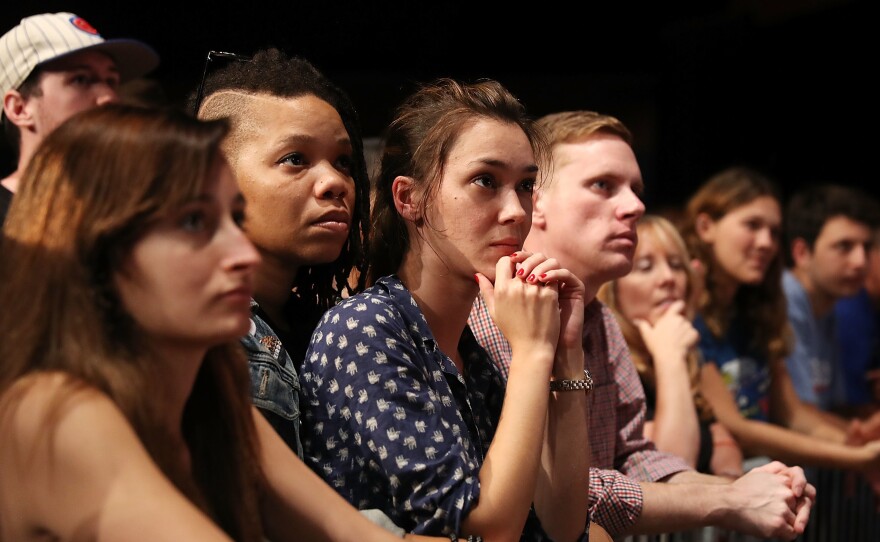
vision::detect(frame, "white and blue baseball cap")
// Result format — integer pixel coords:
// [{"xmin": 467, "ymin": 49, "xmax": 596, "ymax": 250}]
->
[{"xmin": 0, "ymin": 12, "xmax": 159, "ymax": 94}]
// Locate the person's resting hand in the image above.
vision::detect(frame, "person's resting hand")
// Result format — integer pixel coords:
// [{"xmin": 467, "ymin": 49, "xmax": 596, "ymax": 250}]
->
[{"xmin": 725, "ymin": 461, "xmax": 814, "ymax": 540}]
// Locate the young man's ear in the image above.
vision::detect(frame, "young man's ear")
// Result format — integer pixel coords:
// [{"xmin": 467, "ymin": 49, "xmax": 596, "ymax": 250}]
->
[
  {"xmin": 3, "ymin": 90, "xmax": 35, "ymax": 130},
  {"xmin": 392, "ymin": 176, "xmax": 420, "ymax": 222},
  {"xmin": 790, "ymin": 237, "xmax": 812, "ymax": 269},
  {"xmin": 531, "ymin": 188, "xmax": 548, "ymax": 229},
  {"xmin": 694, "ymin": 212, "xmax": 716, "ymax": 243}
]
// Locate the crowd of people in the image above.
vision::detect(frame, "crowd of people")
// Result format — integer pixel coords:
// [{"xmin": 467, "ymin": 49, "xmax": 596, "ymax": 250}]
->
[{"xmin": 2, "ymin": 10, "xmax": 879, "ymax": 542}]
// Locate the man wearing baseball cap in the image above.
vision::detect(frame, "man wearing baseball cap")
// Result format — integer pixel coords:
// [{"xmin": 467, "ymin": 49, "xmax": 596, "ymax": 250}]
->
[{"xmin": 0, "ymin": 12, "xmax": 159, "ymax": 225}]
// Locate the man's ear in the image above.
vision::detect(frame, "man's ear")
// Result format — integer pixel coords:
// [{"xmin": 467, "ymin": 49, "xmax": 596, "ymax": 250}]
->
[
  {"xmin": 791, "ymin": 237, "xmax": 812, "ymax": 268},
  {"xmin": 694, "ymin": 212, "xmax": 715, "ymax": 243},
  {"xmin": 3, "ymin": 90, "xmax": 35, "ymax": 130},
  {"xmin": 392, "ymin": 176, "xmax": 419, "ymax": 222},
  {"xmin": 531, "ymin": 189, "xmax": 548, "ymax": 229}
]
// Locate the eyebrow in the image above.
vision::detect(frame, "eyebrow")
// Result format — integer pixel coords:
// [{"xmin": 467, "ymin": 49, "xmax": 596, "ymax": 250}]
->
[
  {"xmin": 473, "ymin": 157, "xmax": 539, "ymax": 173},
  {"xmin": 274, "ymin": 133, "xmax": 352, "ymax": 149}
]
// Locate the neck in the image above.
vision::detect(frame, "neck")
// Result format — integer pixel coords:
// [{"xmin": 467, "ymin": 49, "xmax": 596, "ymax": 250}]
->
[
  {"xmin": 149, "ymin": 339, "xmax": 210, "ymax": 440},
  {"xmin": 397, "ymin": 248, "xmax": 476, "ymax": 371},
  {"xmin": 791, "ymin": 267, "xmax": 835, "ymax": 317},
  {"xmin": 253, "ymin": 252, "xmax": 300, "ymax": 332},
  {"xmin": 711, "ymin": 265, "xmax": 740, "ymax": 306}
]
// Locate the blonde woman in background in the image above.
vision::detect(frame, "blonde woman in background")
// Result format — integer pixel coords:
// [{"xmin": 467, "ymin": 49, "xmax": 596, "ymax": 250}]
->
[{"xmin": 600, "ymin": 214, "xmax": 744, "ymax": 478}]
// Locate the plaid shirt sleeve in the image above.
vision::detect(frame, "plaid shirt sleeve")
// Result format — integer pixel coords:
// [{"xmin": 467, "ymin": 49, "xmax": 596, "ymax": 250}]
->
[
  {"xmin": 589, "ymin": 467, "xmax": 644, "ymax": 536},
  {"xmin": 468, "ymin": 295, "xmax": 512, "ymax": 379},
  {"xmin": 598, "ymin": 304, "xmax": 693, "ymax": 482},
  {"xmin": 470, "ymin": 297, "xmax": 651, "ymax": 534}
]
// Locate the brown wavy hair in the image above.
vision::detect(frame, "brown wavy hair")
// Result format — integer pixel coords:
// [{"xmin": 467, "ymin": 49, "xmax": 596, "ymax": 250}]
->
[
  {"xmin": 679, "ymin": 166, "xmax": 791, "ymax": 364},
  {"xmin": 599, "ymin": 215, "xmax": 713, "ymax": 421},
  {"xmin": 368, "ymin": 78, "xmax": 548, "ymax": 283},
  {"xmin": 0, "ymin": 104, "xmax": 264, "ymax": 540}
]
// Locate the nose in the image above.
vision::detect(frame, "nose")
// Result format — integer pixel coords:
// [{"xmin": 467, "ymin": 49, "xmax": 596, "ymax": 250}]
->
[
  {"xmin": 224, "ymin": 222, "xmax": 262, "ymax": 272},
  {"xmin": 657, "ymin": 261, "xmax": 676, "ymax": 285},
  {"xmin": 617, "ymin": 187, "xmax": 645, "ymax": 223},
  {"xmin": 851, "ymin": 243, "xmax": 868, "ymax": 270},
  {"xmin": 95, "ymin": 84, "xmax": 119, "ymax": 106},
  {"xmin": 498, "ymin": 188, "xmax": 529, "ymax": 225},
  {"xmin": 755, "ymin": 227, "xmax": 775, "ymax": 250},
  {"xmin": 314, "ymin": 163, "xmax": 352, "ymax": 202}
]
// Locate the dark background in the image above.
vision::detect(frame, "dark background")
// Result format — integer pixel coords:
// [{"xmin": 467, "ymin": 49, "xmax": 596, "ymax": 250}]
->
[{"xmin": 2, "ymin": 0, "xmax": 875, "ymax": 213}]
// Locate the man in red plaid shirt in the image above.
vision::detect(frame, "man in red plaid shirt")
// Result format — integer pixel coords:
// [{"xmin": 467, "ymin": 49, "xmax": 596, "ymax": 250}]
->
[{"xmin": 469, "ymin": 110, "xmax": 815, "ymax": 539}]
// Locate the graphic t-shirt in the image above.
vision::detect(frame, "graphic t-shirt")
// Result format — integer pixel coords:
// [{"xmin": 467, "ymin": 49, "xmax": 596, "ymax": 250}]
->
[{"xmin": 694, "ymin": 315, "xmax": 771, "ymax": 421}]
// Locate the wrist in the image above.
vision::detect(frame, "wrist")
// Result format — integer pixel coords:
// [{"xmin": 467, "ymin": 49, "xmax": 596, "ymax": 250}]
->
[
  {"xmin": 550, "ymin": 369, "xmax": 594, "ymax": 393},
  {"xmin": 705, "ymin": 484, "xmax": 740, "ymax": 530},
  {"xmin": 552, "ymin": 348, "xmax": 585, "ymax": 378}
]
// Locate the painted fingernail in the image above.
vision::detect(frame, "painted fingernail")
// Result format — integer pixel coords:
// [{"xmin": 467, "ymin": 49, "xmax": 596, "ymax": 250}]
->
[
  {"xmin": 510, "ymin": 251, "xmax": 518, "ymax": 257},
  {"xmin": 517, "ymin": 268, "xmax": 525, "ymax": 276},
  {"xmin": 539, "ymin": 273, "xmax": 547, "ymax": 279},
  {"xmin": 527, "ymin": 274, "xmax": 536, "ymax": 282},
  {"xmin": 474, "ymin": 274, "xmax": 479, "ymax": 284}
]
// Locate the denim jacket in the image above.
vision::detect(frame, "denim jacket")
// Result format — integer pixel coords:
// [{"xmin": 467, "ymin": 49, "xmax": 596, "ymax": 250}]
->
[{"xmin": 240, "ymin": 299, "xmax": 303, "ymax": 458}]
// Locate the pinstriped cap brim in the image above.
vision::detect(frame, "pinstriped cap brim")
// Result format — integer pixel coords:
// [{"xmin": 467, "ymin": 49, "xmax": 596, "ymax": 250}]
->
[{"xmin": 0, "ymin": 12, "xmax": 159, "ymax": 94}]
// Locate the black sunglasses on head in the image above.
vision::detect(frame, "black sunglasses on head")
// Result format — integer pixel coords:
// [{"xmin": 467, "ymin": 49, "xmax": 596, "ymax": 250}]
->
[{"xmin": 192, "ymin": 50, "xmax": 252, "ymax": 115}]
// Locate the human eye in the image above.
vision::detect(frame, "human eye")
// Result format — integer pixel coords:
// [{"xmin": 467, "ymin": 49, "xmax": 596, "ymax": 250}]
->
[
  {"xmin": 472, "ymin": 175, "xmax": 496, "ymax": 189},
  {"xmin": 232, "ymin": 209, "xmax": 247, "ymax": 229},
  {"xmin": 668, "ymin": 256, "xmax": 686, "ymax": 270},
  {"xmin": 743, "ymin": 219, "xmax": 761, "ymax": 231},
  {"xmin": 590, "ymin": 179, "xmax": 611, "ymax": 193},
  {"xmin": 836, "ymin": 240, "xmax": 855, "ymax": 254},
  {"xmin": 278, "ymin": 152, "xmax": 306, "ymax": 167},
  {"xmin": 517, "ymin": 177, "xmax": 536, "ymax": 193},
  {"xmin": 335, "ymin": 154, "xmax": 354, "ymax": 174},
  {"xmin": 632, "ymin": 181, "xmax": 645, "ymax": 198},
  {"xmin": 634, "ymin": 257, "xmax": 653, "ymax": 272},
  {"xmin": 105, "ymin": 75, "xmax": 120, "ymax": 89},
  {"xmin": 180, "ymin": 210, "xmax": 207, "ymax": 232},
  {"xmin": 70, "ymin": 73, "xmax": 91, "ymax": 87}
]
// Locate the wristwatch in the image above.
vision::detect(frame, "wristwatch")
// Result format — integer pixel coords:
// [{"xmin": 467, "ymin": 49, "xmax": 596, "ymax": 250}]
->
[{"xmin": 549, "ymin": 369, "xmax": 594, "ymax": 392}]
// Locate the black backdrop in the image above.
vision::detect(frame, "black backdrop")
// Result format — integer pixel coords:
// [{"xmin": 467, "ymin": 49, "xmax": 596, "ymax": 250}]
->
[{"xmin": 2, "ymin": 0, "xmax": 875, "ymax": 212}]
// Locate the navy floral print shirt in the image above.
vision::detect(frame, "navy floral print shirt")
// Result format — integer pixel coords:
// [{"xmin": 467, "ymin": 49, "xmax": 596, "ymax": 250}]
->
[{"xmin": 301, "ymin": 275, "xmax": 540, "ymax": 537}]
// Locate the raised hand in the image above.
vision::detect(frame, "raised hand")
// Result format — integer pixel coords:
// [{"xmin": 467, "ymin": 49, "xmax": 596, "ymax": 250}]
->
[
  {"xmin": 475, "ymin": 251, "xmax": 561, "ymax": 361},
  {"xmin": 633, "ymin": 300, "xmax": 698, "ymax": 367}
]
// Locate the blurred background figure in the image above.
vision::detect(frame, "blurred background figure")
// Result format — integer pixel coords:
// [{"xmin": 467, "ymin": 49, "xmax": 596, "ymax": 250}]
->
[
  {"xmin": 599, "ymin": 214, "xmax": 744, "ymax": 479},
  {"xmin": 681, "ymin": 166, "xmax": 880, "ymax": 491},
  {"xmin": 836, "ymin": 226, "xmax": 880, "ymax": 418},
  {"xmin": 782, "ymin": 184, "xmax": 880, "ymax": 418},
  {"xmin": 0, "ymin": 11, "xmax": 159, "ymax": 225}
]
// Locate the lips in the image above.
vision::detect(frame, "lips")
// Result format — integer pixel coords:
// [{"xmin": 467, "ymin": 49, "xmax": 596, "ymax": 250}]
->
[
  {"xmin": 223, "ymin": 284, "xmax": 252, "ymax": 297},
  {"xmin": 655, "ymin": 296, "xmax": 683, "ymax": 311},
  {"xmin": 614, "ymin": 230, "xmax": 637, "ymax": 243},
  {"xmin": 489, "ymin": 237, "xmax": 523, "ymax": 253},
  {"xmin": 313, "ymin": 209, "xmax": 350, "ymax": 226},
  {"xmin": 221, "ymin": 285, "xmax": 253, "ymax": 307},
  {"xmin": 608, "ymin": 230, "xmax": 637, "ymax": 250},
  {"xmin": 311, "ymin": 209, "xmax": 351, "ymax": 234}
]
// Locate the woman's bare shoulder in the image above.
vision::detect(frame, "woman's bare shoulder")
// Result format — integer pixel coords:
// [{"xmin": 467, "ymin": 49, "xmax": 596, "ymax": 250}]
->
[
  {"xmin": 1, "ymin": 372, "xmax": 128, "ymax": 448},
  {"xmin": 0, "ymin": 372, "xmax": 149, "ymax": 539}
]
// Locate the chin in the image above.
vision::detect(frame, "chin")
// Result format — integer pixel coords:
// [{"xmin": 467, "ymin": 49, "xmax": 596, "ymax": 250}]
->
[
  {"xmin": 604, "ymin": 259, "xmax": 636, "ymax": 282},
  {"xmin": 217, "ymin": 317, "xmax": 253, "ymax": 342},
  {"xmin": 737, "ymin": 269, "xmax": 766, "ymax": 285},
  {"xmin": 835, "ymin": 283, "xmax": 862, "ymax": 298},
  {"xmin": 301, "ymin": 247, "xmax": 347, "ymax": 266}
]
